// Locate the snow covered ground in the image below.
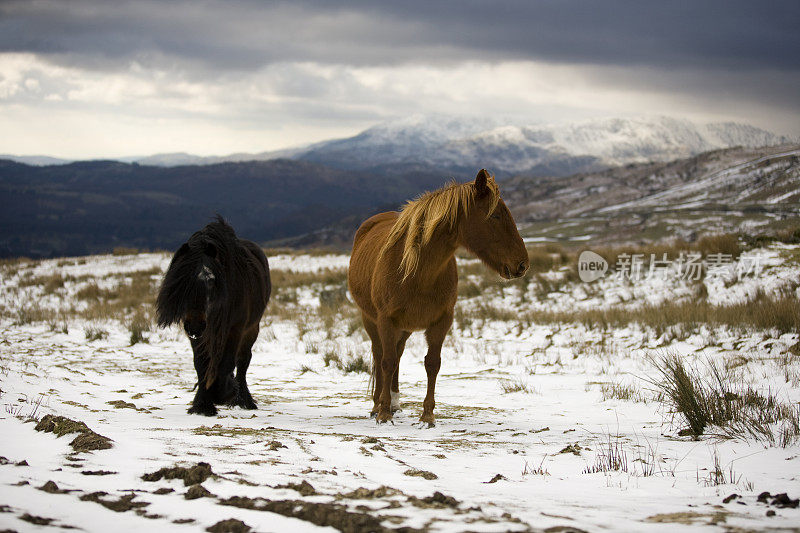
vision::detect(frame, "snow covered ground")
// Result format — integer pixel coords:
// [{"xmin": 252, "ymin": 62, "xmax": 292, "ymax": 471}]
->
[{"xmin": 1, "ymin": 247, "xmax": 799, "ymax": 532}]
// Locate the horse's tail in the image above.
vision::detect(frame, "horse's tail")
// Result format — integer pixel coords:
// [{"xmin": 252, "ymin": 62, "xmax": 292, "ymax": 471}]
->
[
  {"xmin": 198, "ymin": 288, "xmax": 230, "ymax": 390},
  {"xmin": 156, "ymin": 243, "xmax": 198, "ymax": 328}
]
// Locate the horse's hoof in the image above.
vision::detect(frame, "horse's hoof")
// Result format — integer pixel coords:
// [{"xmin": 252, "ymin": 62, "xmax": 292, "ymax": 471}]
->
[
  {"xmin": 417, "ymin": 414, "xmax": 435, "ymax": 428},
  {"xmin": 369, "ymin": 411, "xmax": 377, "ymax": 419},
  {"xmin": 188, "ymin": 404, "xmax": 218, "ymax": 416},
  {"xmin": 235, "ymin": 397, "xmax": 257, "ymax": 410},
  {"xmin": 375, "ymin": 412, "xmax": 393, "ymax": 424}
]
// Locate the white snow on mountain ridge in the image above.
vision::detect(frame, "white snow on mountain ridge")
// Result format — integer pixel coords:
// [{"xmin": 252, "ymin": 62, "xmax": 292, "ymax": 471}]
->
[
  {"xmin": 294, "ymin": 114, "xmax": 795, "ymax": 175},
  {"xmin": 2, "ymin": 115, "xmax": 793, "ymax": 173}
]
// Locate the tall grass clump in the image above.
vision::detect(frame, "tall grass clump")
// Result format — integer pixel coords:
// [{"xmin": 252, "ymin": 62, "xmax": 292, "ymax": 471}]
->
[
  {"xmin": 338, "ymin": 353, "xmax": 371, "ymax": 374},
  {"xmin": 128, "ymin": 309, "xmax": 151, "ymax": 345},
  {"xmin": 649, "ymin": 354, "xmax": 800, "ymax": 446}
]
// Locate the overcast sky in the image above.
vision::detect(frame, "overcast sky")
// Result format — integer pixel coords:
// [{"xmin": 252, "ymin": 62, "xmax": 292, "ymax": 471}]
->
[{"xmin": 1, "ymin": 0, "xmax": 798, "ymax": 158}]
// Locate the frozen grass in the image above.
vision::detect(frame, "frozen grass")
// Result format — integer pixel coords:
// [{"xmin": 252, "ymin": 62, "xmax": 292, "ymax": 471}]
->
[
  {"xmin": 649, "ymin": 354, "xmax": 800, "ymax": 446},
  {"xmin": 459, "ymin": 287, "xmax": 800, "ymax": 335},
  {"xmin": 1, "ymin": 242, "xmax": 799, "ymax": 531}
]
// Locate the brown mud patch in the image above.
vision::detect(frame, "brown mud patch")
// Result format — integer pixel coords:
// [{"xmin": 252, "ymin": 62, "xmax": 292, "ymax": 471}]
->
[
  {"xmin": 219, "ymin": 495, "xmax": 416, "ymax": 533},
  {"xmin": 403, "ymin": 468, "xmax": 437, "ymax": 480},
  {"xmin": 79, "ymin": 491, "xmax": 149, "ymax": 512},
  {"xmin": 185, "ymin": 484, "xmax": 214, "ymax": 500},
  {"xmin": 275, "ymin": 479, "xmax": 316, "ymax": 496},
  {"xmin": 206, "ymin": 518, "xmax": 251, "ymax": 533},
  {"xmin": 38, "ymin": 480, "xmax": 73, "ymax": 494},
  {"xmin": 141, "ymin": 462, "xmax": 214, "ymax": 486},
  {"xmin": 34, "ymin": 414, "xmax": 113, "ymax": 452},
  {"xmin": 20, "ymin": 513, "xmax": 54, "ymax": 525},
  {"xmin": 645, "ymin": 510, "xmax": 730, "ymax": 526}
]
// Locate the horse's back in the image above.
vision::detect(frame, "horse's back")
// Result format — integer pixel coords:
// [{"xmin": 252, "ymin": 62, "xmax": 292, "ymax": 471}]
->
[
  {"xmin": 238, "ymin": 238, "xmax": 272, "ymax": 311},
  {"xmin": 348, "ymin": 212, "xmax": 398, "ymax": 319},
  {"xmin": 353, "ymin": 212, "xmax": 397, "ymax": 248}
]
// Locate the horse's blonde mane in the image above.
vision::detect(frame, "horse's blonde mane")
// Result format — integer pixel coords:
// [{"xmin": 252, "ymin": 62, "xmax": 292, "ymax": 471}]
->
[{"xmin": 381, "ymin": 177, "xmax": 500, "ymax": 280}]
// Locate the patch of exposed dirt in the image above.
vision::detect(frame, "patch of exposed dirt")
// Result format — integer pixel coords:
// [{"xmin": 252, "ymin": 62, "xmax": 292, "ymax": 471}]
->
[
  {"xmin": 141, "ymin": 462, "xmax": 214, "ymax": 486},
  {"xmin": 558, "ymin": 443, "xmax": 583, "ymax": 456},
  {"xmin": 185, "ymin": 484, "xmax": 214, "ymax": 500},
  {"xmin": 34, "ymin": 414, "xmax": 113, "ymax": 453},
  {"xmin": 206, "ymin": 519, "xmax": 251, "ymax": 533},
  {"xmin": 403, "ymin": 468, "xmax": 437, "ymax": 480},
  {"xmin": 106, "ymin": 400, "xmax": 138, "ymax": 410},
  {"xmin": 34, "ymin": 415, "xmax": 89, "ymax": 437},
  {"xmin": 337, "ymin": 486, "xmax": 399, "ymax": 500},
  {"xmin": 81, "ymin": 470, "xmax": 116, "ymax": 476},
  {"xmin": 79, "ymin": 491, "xmax": 149, "ymax": 512},
  {"xmin": 20, "ymin": 513, "xmax": 54, "ymax": 525},
  {"xmin": 275, "ymin": 480, "xmax": 316, "ymax": 496},
  {"xmin": 757, "ymin": 491, "xmax": 800, "ymax": 508},
  {"xmin": 38, "ymin": 480, "xmax": 72, "ymax": 494},
  {"xmin": 219, "ymin": 495, "xmax": 416, "ymax": 533},
  {"xmin": 408, "ymin": 491, "xmax": 460, "ymax": 509},
  {"xmin": 645, "ymin": 510, "xmax": 729, "ymax": 525},
  {"xmin": 70, "ymin": 431, "xmax": 113, "ymax": 452}
]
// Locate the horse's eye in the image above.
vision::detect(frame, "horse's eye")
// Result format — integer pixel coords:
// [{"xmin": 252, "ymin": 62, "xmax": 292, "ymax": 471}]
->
[{"xmin": 490, "ymin": 214, "xmax": 501, "ymax": 220}]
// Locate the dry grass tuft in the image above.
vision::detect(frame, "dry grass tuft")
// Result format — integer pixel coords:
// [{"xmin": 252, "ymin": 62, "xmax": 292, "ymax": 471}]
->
[{"xmin": 649, "ymin": 354, "xmax": 800, "ymax": 446}]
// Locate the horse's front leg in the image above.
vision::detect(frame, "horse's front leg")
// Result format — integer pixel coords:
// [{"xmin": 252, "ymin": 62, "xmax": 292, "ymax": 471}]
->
[
  {"xmin": 391, "ymin": 332, "xmax": 410, "ymax": 413},
  {"xmin": 376, "ymin": 316, "xmax": 400, "ymax": 424},
  {"xmin": 420, "ymin": 312, "xmax": 453, "ymax": 428},
  {"xmin": 188, "ymin": 341, "xmax": 217, "ymax": 416},
  {"xmin": 233, "ymin": 329, "xmax": 258, "ymax": 409}
]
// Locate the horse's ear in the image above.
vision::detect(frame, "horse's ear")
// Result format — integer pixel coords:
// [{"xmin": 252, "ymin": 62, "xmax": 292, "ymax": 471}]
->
[
  {"xmin": 475, "ymin": 169, "xmax": 492, "ymax": 196},
  {"xmin": 204, "ymin": 242, "xmax": 217, "ymax": 259}
]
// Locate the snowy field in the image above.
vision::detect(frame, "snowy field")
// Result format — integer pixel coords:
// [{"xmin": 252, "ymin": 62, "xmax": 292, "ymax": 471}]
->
[{"xmin": 1, "ymin": 245, "xmax": 799, "ymax": 532}]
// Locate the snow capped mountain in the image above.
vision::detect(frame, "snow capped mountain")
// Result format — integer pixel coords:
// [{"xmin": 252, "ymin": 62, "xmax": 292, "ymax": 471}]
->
[
  {"xmin": 298, "ymin": 115, "xmax": 794, "ymax": 175},
  {"xmin": 298, "ymin": 113, "xmax": 501, "ymax": 171},
  {"xmin": 3, "ymin": 114, "xmax": 792, "ymax": 174}
]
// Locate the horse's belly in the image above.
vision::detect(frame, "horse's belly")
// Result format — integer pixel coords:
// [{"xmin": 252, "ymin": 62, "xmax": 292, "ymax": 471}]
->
[{"xmin": 391, "ymin": 294, "xmax": 454, "ymax": 331}]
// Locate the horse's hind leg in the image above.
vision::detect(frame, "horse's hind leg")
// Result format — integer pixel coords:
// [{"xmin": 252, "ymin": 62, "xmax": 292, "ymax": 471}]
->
[
  {"xmin": 233, "ymin": 329, "xmax": 258, "ymax": 410},
  {"xmin": 391, "ymin": 332, "xmax": 410, "ymax": 413},
  {"xmin": 376, "ymin": 315, "xmax": 401, "ymax": 423},
  {"xmin": 362, "ymin": 315, "xmax": 383, "ymax": 417},
  {"xmin": 419, "ymin": 312, "xmax": 453, "ymax": 428}
]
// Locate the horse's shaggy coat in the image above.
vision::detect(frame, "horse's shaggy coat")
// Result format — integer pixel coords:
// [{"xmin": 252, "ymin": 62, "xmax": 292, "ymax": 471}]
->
[
  {"xmin": 348, "ymin": 170, "xmax": 528, "ymax": 425},
  {"xmin": 156, "ymin": 217, "xmax": 271, "ymax": 416}
]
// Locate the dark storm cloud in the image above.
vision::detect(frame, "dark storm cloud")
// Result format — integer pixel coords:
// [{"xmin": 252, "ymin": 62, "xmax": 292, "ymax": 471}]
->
[{"xmin": 1, "ymin": 0, "xmax": 797, "ymax": 72}]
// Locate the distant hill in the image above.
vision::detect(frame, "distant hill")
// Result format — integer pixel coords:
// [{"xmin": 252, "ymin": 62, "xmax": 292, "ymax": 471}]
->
[
  {"xmin": 2, "ymin": 141, "xmax": 798, "ymax": 258},
  {"xmin": 503, "ymin": 144, "xmax": 800, "ymax": 244},
  {"xmin": 0, "ymin": 158, "xmax": 449, "ymax": 258}
]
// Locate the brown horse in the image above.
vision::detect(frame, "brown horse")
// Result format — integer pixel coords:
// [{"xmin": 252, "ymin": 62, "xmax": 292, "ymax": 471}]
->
[{"xmin": 348, "ymin": 169, "xmax": 528, "ymax": 426}]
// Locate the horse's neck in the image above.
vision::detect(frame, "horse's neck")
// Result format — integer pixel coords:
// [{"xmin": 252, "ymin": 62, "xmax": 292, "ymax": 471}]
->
[{"xmin": 411, "ymin": 225, "xmax": 458, "ymax": 286}]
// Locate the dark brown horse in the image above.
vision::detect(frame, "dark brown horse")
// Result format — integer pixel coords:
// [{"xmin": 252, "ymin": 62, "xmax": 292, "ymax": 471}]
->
[
  {"xmin": 348, "ymin": 170, "xmax": 528, "ymax": 426},
  {"xmin": 156, "ymin": 216, "xmax": 271, "ymax": 416}
]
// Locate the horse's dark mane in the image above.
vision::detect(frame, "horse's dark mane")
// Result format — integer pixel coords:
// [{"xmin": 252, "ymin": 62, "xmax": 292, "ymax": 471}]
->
[
  {"xmin": 156, "ymin": 215, "xmax": 269, "ymax": 388},
  {"xmin": 156, "ymin": 215, "xmax": 235, "ymax": 328}
]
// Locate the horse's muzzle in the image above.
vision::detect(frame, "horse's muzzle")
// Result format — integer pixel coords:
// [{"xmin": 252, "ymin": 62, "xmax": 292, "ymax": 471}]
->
[{"xmin": 503, "ymin": 260, "xmax": 529, "ymax": 279}]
